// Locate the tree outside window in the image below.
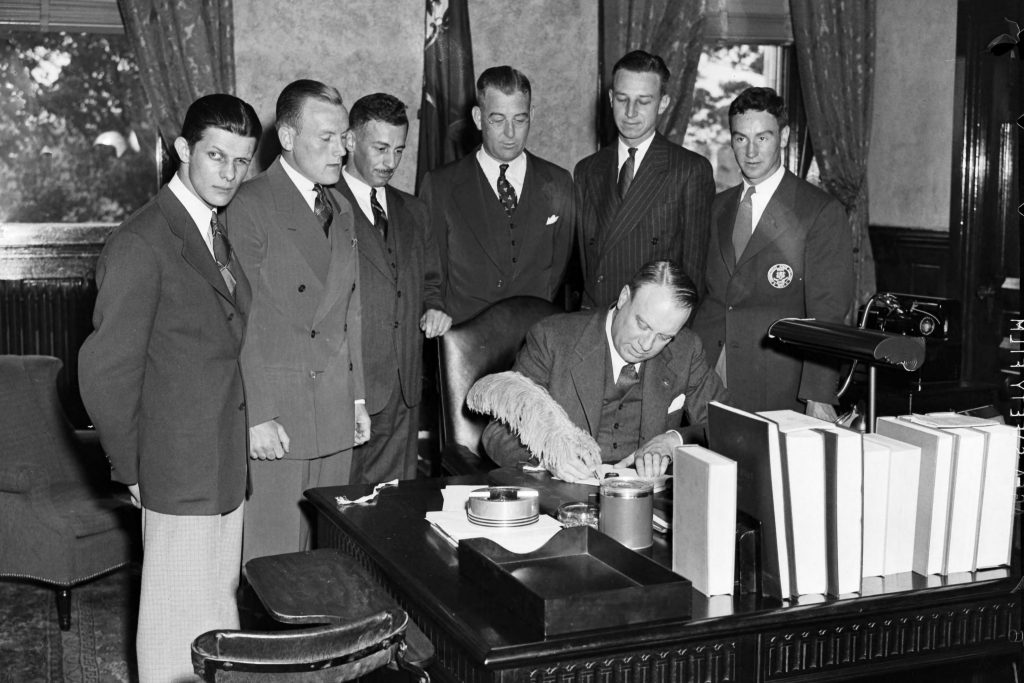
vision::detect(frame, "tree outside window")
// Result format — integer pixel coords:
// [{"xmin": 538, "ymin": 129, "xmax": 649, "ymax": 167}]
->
[{"xmin": 1, "ymin": 32, "xmax": 159, "ymax": 223}]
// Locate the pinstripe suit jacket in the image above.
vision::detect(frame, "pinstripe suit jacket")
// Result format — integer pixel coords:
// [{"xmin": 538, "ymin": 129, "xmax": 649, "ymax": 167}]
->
[
  {"xmin": 336, "ymin": 178, "xmax": 442, "ymax": 414},
  {"xmin": 574, "ymin": 133, "xmax": 714, "ymax": 307}
]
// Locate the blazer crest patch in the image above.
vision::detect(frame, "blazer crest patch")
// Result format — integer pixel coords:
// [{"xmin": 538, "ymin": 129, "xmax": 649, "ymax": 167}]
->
[{"xmin": 767, "ymin": 263, "xmax": 793, "ymax": 289}]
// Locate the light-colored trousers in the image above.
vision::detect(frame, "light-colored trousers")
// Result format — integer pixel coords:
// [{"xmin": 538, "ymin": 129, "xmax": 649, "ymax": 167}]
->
[{"xmin": 137, "ymin": 503, "xmax": 243, "ymax": 683}]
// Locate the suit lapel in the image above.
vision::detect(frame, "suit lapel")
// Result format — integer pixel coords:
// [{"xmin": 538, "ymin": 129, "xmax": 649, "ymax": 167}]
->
[
  {"xmin": 450, "ymin": 155, "xmax": 505, "ymax": 273},
  {"xmin": 590, "ymin": 146, "xmax": 620, "ymax": 252},
  {"xmin": 599, "ymin": 134, "xmax": 673, "ymax": 257},
  {"xmin": 717, "ymin": 184, "xmax": 742, "ymax": 274},
  {"xmin": 569, "ymin": 311, "xmax": 611, "ymax": 436},
  {"xmin": 338, "ymin": 176, "xmax": 391, "ymax": 279},
  {"xmin": 385, "ymin": 186, "xmax": 413, "ymax": 278},
  {"xmin": 313, "ymin": 187, "xmax": 357, "ymax": 325},
  {"xmin": 638, "ymin": 345, "xmax": 680, "ymax": 441},
  {"xmin": 158, "ymin": 188, "xmax": 235, "ymax": 305},
  {"xmin": 737, "ymin": 171, "xmax": 799, "ymax": 268},
  {"xmin": 267, "ymin": 159, "xmax": 332, "ymax": 283}
]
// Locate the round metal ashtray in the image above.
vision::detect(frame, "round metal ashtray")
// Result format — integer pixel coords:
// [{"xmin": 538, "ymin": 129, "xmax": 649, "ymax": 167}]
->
[{"xmin": 465, "ymin": 486, "xmax": 539, "ymax": 527}]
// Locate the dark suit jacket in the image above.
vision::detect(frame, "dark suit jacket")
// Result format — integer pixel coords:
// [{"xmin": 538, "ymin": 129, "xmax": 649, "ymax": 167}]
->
[
  {"xmin": 690, "ymin": 170, "xmax": 853, "ymax": 413},
  {"xmin": 227, "ymin": 158, "xmax": 365, "ymax": 460},
  {"xmin": 481, "ymin": 308, "xmax": 726, "ymax": 466},
  {"xmin": 574, "ymin": 133, "xmax": 715, "ymax": 307},
  {"xmin": 336, "ymin": 178, "xmax": 443, "ymax": 413},
  {"xmin": 420, "ymin": 150, "xmax": 575, "ymax": 324},
  {"xmin": 79, "ymin": 186, "xmax": 250, "ymax": 515}
]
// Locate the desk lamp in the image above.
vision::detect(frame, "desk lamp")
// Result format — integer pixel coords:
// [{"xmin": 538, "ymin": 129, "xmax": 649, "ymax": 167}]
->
[{"xmin": 766, "ymin": 318, "xmax": 926, "ymax": 432}]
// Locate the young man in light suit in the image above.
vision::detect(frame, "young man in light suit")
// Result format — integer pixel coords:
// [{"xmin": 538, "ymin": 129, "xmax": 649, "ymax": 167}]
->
[
  {"xmin": 338, "ymin": 93, "xmax": 450, "ymax": 483},
  {"xmin": 420, "ymin": 65, "xmax": 575, "ymax": 324},
  {"xmin": 691, "ymin": 87, "xmax": 853, "ymax": 419},
  {"xmin": 575, "ymin": 50, "xmax": 715, "ymax": 307},
  {"xmin": 226, "ymin": 80, "xmax": 370, "ymax": 562},
  {"xmin": 80, "ymin": 94, "xmax": 260, "ymax": 682}
]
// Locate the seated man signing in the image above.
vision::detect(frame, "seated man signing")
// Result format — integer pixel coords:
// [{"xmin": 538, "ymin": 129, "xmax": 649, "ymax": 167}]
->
[{"xmin": 481, "ymin": 260, "xmax": 726, "ymax": 481}]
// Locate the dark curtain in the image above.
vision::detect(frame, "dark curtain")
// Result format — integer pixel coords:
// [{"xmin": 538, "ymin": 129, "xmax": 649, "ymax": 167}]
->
[
  {"xmin": 599, "ymin": 0, "xmax": 707, "ymax": 147},
  {"xmin": 416, "ymin": 0, "xmax": 476, "ymax": 190},
  {"xmin": 790, "ymin": 0, "xmax": 877, "ymax": 307},
  {"xmin": 117, "ymin": 0, "xmax": 235, "ymax": 151}
]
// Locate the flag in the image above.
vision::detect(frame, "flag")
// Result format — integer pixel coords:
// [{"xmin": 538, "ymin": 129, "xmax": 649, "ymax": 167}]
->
[{"xmin": 416, "ymin": 0, "xmax": 477, "ymax": 189}]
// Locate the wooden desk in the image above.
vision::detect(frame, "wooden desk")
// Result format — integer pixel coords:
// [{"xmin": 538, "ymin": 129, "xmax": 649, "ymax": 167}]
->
[{"xmin": 306, "ymin": 472, "xmax": 1023, "ymax": 683}]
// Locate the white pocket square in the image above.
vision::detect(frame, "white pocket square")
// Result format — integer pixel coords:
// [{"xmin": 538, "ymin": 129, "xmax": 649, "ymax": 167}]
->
[
  {"xmin": 545, "ymin": 214, "xmax": 559, "ymax": 225},
  {"xmin": 667, "ymin": 394, "xmax": 686, "ymax": 413}
]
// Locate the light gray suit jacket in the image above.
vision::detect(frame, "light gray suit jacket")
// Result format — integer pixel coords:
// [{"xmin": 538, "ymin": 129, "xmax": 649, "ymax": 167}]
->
[{"xmin": 227, "ymin": 158, "xmax": 365, "ymax": 460}]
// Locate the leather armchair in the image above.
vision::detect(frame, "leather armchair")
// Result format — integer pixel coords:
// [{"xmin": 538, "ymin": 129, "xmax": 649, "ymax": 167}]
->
[
  {"xmin": 437, "ymin": 296, "xmax": 562, "ymax": 475},
  {"xmin": 0, "ymin": 355, "xmax": 138, "ymax": 630},
  {"xmin": 193, "ymin": 549, "xmax": 432, "ymax": 682}
]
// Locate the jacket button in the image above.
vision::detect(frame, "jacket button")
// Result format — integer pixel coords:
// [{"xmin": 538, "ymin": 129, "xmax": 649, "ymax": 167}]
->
[
  {"xmin": 497, "ymin": 279, "xmax": 504, "ymax": 288},
  {"xmin": 344, "ymin": 323, "xmax": 347, "ymax": 332},
  {"xmin": 393, "ymin": 321, "xmax": 399, "ymax": 329},
  {"xmin": 238, "ymin": 402, "xmax": 245, "ymax": 411},
  {"xmin": 352, "ymin": 283, "xmax": 356, "ymax": 292},
  {"xmin": 310, "ymin": 330, "xmax": 317, "ymax": 338},
  {"xmin": 349, "ymin": 362, "xmax": 353, "ymax": 371},
  {"xmin": 597, "ymin": 275, "xmax": 604, "ymax": 284},
  {"xmin": 298, "ymin": 284, "xmax": 306, "ymax": 292},
  {"xmin": 396, "ymin": 291, "xmax": 402, "ymax": 298},
  {"xmin": 227, "ymin": 312, "xmax": 234, "ymax": 321}
]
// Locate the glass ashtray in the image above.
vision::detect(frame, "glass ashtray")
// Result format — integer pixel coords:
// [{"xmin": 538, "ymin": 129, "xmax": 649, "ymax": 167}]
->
[{"xmin": 557, "ymin": 501, "xmax": 599, "ymax": 529}]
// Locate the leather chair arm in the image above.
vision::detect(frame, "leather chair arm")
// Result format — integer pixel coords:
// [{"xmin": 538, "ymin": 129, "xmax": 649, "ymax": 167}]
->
[{"xmin": 440, "ymin": 443, "xmax": 498, "ymax": 477}]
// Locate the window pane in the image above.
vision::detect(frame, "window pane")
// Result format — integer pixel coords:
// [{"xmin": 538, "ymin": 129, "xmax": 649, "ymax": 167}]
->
[
  {"xmin": 685, "ymin": 45, "xmax": 780, "ymax": 192},
  {"xmin": 0, "ymin": 31, "xmax": 158, "ymax": 223}
]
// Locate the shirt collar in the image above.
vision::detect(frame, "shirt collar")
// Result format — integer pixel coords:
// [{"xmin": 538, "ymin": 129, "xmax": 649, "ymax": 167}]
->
[
  {"xmin": 605, "ymin": 307, "xmax": 638, "ymax": 383},
  {"xmin": 168, "ymin": 173, "xmax": 216, "ymax": 238},
  {"xmin": 742, "ymin": 161, "xmax": 786, "ymax": 201},
  {"xmin": 280, "ymin": 156, "xmax": 318, "ymax": 210},
  {"xmin": 476, "ymin": 147, "xmax": 526, "ymax": 177},
  {"xmin": 617, "ymin": 133, "xmax": 656, "ymax": 171},
  {"xmin": 341, "ymin": 166, "xmax": 388, "ymax": 222}
]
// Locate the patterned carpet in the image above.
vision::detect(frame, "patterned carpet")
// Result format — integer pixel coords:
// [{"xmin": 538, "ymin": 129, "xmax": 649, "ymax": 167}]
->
[{"xmin": 0, "ymin": 565, "xmax": 139, "ymax": 683}]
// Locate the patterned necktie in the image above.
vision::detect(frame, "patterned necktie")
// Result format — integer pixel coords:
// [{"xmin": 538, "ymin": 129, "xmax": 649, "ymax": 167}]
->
[
  {"xmin": 497, "ymin": 163, "xmax": 517, "ymax": 217},
  {"xmin": 617, "ymin": 147, "xmax": 637, "ymax": 199},
  {"xmin": 616, "ymin": 363, "xmax": 640, "ymax": 390},
  {"xmin": 731, "ymin": 185, "xmax": 757, "ymax": 262},
  {"xmin": 313, "ymin": 183, "xmax": 333, "ymax": 238},
  {"xmin": 370, "ymin": 187, "xmax": 388, "ymax": 240},
  {"xmin": 210, "ymin": 211, "xmax": 236, "ymax": 295}
]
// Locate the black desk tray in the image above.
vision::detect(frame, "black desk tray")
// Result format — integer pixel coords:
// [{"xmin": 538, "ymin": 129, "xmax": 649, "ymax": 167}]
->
[{"xmin": 458, "ymin": 526, "xmax": 692, "ymax": 637}]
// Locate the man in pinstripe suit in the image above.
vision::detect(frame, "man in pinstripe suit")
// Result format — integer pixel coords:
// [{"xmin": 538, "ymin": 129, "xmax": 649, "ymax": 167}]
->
[{"xmin": 575, "ymin": 50, "xmax": 715, "ymax": 308}]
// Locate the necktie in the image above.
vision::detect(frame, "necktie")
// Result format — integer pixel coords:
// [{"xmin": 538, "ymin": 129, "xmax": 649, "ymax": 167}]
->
[
  {"xmin": 616, "ymin": 363, "xmax": 640, "ymax": 390},
  {"xmin": 731, "ymin": 185, "xmax": 757, "ymax": 262},
  {"xmin": 370, "ymin": 187, "xmax": 388, "ymax": 240},
  {"xmin": 617, "ymin": 147, "xmax": 637, "ymax": 199},
  {"xmin": 313, "ymin": 183, "xmax": 333, "ymax": 238},
  {"xmin": 210, "ymin": 211, "xmax": 236, "ymax": 295},
  {"xmin": 497, "ymin": 163, "xmax": 517, "ymax": 217}
]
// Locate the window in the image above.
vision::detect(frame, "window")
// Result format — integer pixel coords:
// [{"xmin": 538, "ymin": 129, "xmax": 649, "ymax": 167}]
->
[
  {"xmin": 685, "ymin": 44, "xmax": 783, "ymax": 191},
  {"xmin": 0, "ymin": 30, "xmax": 160, "ymax": 223}
]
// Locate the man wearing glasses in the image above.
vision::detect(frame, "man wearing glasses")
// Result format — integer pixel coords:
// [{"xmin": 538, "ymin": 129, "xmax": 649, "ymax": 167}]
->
[{"xmin": 420, "ymin": 65, "xmax": 575, "ymax": 324}]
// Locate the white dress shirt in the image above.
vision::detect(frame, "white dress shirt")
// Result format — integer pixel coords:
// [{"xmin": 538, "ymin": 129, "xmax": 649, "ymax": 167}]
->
[
  {"xmin": 617, "ymin": 133, "xmax": 656, "ymax": 176},
  {"xmin": 743, "ymin": 162, "xmax": 786, "ymax": 232},
  {"xmin": 167, "ymin": 173, "xmax": 216, "ymax": 259},
  {"xmin": 476, "ymin": 148, "xmax": 526, "ymax": 199},
  {"xmin": 341, "ymin": 167, "xmax": 388, "ymax": 224}
]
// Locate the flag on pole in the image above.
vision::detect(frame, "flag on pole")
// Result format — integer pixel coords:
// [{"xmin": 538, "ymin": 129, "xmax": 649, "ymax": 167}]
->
[{"xmin": 416, "ymin": 0, "xmax": 477, "ymax": 189}]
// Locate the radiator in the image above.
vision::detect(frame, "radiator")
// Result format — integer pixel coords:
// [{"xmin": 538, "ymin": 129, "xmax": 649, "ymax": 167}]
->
[{"xmin": 0, "ymin": 278, "xmax": 97, "ymax": 428}]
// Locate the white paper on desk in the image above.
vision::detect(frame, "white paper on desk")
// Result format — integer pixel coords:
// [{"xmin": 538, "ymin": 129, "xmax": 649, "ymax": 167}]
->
[
  {"xmin": 440, "ymin": 485, "xmax": 483, "ymax": 511},
  {"xmin": 425, "ymin": 510, "xmax": 563, "ymax": 553},
  {"xmin": 576, "ymin": 464, "xmax": 671, "ymax": 493}
]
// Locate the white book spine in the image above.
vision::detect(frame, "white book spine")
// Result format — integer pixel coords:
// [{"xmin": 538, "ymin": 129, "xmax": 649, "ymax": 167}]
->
[
  {"xmin": 943, "ymin": 429, "xmax": 985, "ymax": 574},
  {"xmin": 882, "ymin": 442, "xmax": 919, "ymax": 575},
  {"xmin": 974, "ymin": 425, "xmax": 1019, "ymax": 568},
  {"xmin": 861, "ymin": 439, "xmax": 889, "ymax": 577}
]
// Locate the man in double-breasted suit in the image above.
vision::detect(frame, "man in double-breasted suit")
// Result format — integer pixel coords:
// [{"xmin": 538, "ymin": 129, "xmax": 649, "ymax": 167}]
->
[
  {"xmin": 79, "ymin": 94, "xmax": 261, "ymax": 682},
  {"xmin": 227, "ymin": 80, "xmax": 370, "ymax": 562},
  {"xmin": 691, "ymin": 87, "xmax": 853, "ymax": 418},
  {"xmin": 338, "ymin": 93, "xmax": 450, "ymax": 483},
  {"xmin": 482, "ymin": 261, "xmax": 726, "ymax": 482},
  {"xmin": 420, "ymin": 65, "xmax": 575, "ymax": 324},
  {"xmin": 575, "ymin": 50, "xmax": 715, "ymax": 308}
]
